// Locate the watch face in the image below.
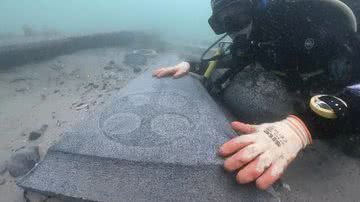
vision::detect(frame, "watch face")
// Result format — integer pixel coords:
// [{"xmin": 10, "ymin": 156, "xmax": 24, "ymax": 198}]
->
[{"xmin": 315, "ymin": 100, "xmax": 333, "ymax": 110}]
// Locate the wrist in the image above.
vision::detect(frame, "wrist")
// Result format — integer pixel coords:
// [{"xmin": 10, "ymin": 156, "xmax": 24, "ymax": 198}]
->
[
  {"xmin": 286, "ymin": 115, "xmax": 313, "ymax": 146},
  {"xmin": 180, "ymin": 62, "xmax": 191, "ymax": 71}
]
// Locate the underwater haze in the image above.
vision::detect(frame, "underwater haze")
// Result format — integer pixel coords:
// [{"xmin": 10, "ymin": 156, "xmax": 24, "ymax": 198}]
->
[{"xmin": 0, "ymin": 0, "xmax": 215, "ymax": 44}]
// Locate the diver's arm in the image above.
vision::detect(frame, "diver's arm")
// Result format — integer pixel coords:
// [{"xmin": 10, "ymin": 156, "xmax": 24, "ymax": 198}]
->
[
  {"xmin": 295, "ymin": 84, "xmax": 360, "ymax": 139},
  {"xmin": 188, "ymin": 55, "xmax": 234, "ymax": 75},
  {"xmin": 152, "ymin": 55, "xmax": 233, "ymax": 78}
]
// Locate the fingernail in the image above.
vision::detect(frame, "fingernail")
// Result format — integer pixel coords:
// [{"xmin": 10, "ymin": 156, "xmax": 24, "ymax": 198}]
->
[{"xmin": 218, "ymin": 147, "xmax": 225, "ymax": 155}]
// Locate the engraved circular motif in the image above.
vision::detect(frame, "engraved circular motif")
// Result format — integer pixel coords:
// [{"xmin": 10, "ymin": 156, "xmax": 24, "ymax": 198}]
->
[
  {"xmin": 99, "ymin": 92, "xmax": 200, "ymax": 147},
  {"xmin": 158, "ymin": 94, "xmax": 187, "ymax": 108},
  {"xmin": 103, "ymin": 113, "xmax": 141, "ymax": 136},
  {"xmin": 128, "ymin": 94, "xmax": 150, "ymax": 106},
  {"xmin": 151, "ymin": 113, "xmax": 192, "ymax": 136}
]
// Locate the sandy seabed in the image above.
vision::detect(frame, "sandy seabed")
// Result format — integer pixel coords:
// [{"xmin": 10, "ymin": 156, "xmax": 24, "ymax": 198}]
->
[{"xmin": 0, "ymin": 46, "xmax": 177, "ymax": 201}]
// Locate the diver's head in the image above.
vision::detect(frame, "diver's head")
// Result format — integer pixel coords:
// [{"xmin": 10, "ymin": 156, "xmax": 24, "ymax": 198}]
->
[{"xmin": 208, "ymin": 0, "xmax": 268, "ymax": 35}]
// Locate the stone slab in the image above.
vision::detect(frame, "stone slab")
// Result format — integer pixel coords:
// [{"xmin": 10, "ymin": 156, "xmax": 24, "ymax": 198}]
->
[{"xmin": 17, "ymin": 71, "xmax": 276, "ymax": 202}]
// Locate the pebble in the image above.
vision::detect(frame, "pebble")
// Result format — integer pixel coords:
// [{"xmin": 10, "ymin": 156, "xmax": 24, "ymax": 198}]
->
[
  {"xmin": 0, "ymin": 178, "xmax": 6, "ymax": 185},
  {"xmin": 75, "ymin": 103, "xmax": 89, "ymax": 111},
  {"xmin": 0, "ymin": 161, "xmax": 7, "ymax": 175},
  {"xmin": 41, "ymin": 94, "xmax": 46, "ymax": 101},
  {"xmin": 24, "ymin": 191, "xmax": 48, "ymax": 202},
  {"xmin": 46, "ymin": 197, "xmax": 64, "ymax": 202},
  {"xmin": 29, "ymin": 131, "xmax": 42, "ymax": 141},
  {"xmin": 87, "ymin": 83, "xmax": 99, "ymax": 89},
  {"xmin": 133, "ymin": 67, "xmax": 142, "ymax": 73},
  {"xmin": 7, "ymin": 146, "xmax": 40, "ymax": 177},
  {"xmin": 39, "ymin": 124, "xmax": 48, "ymax": 133},
  {"xmin": 28, "ymin": 125, "xmax": 48, "ymax": 141},
  {"xmin": 16, "ymin": 87, "xmax": 28, "ymax": 92},
  {"xmin": 124, "ymin": 53, "xmax": 147, "ymax": 66}
]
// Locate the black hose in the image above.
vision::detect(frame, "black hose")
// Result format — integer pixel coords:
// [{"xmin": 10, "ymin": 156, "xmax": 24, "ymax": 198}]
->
[{"xmin": 201, "ymin": 34, "xmax": 229, "ymax": 62}]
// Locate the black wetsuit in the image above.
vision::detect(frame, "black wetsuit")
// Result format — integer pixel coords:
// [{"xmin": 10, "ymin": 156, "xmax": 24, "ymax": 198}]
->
[{"xmin": 186, "ymin": 2, "xmax": 360, "ymax": 143}]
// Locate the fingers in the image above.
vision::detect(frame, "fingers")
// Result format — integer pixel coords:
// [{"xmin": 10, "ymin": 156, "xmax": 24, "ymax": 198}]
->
[
  {"xmin": 173, "ymin": 70, "xmax": 187, "ymax": 78},
  {"xmin": 223, "ymin": 143, "xmax": 267, "ymax": 172},
  {"xmin": 255, "ymin": 157, "xmax": 293, "ymax": 190},
  {"xmin": 231, "ymin": 122, "xmax": 256, "ymax": 134},
  {"xmin": 218, "ymin": 135, "xmax": 257, "ymax": 157},
  {"xmin": 152, "ymin": 67, "xmax": 177, "ymax": 78},
  {"xmin": 235, "ymin": 151, "xmax": 273, "ymax": 184}
]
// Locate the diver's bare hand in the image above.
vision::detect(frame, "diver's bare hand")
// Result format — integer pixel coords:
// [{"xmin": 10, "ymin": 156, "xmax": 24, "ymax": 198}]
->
[{"xmin": 152, "ymin": 62, "xmax": 190, "ymax": 79}]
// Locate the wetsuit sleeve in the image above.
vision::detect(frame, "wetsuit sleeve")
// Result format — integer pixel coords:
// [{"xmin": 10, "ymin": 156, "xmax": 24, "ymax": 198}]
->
[
  {"xmin": 188, "ymin": 60, "xmax": 207, "ymax": 75},
  {"xmin": 187, "ymin": 55, "xmax": 234, "ymax": 75},
  {"xmin": 296, "ymin": 84, "xmax": 360, "ymax": 139}
]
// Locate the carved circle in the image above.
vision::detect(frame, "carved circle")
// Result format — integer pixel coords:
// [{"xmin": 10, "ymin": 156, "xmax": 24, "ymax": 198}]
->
[
  {"xmin": 128, "ymin": 94, "xmax": 150, "ymax": 106},
  {"xmin": 158, "ymin": 94, "xmax": 187, "ymax": 109},
  {"xmin": 100, "ymin": 92, "xmax": 200, "ymax": 147},
  {"xmin": 103, "ymin": 113, "xmax": 141, "ymax": 137},
  {"xmin": 151, "ymin": 113, "xmax": 192, "ymax": 136}
]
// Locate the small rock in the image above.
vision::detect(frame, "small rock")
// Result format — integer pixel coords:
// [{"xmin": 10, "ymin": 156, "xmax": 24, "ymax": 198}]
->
[
  {"xmin": 40, "ymin": 124, "xmax": 48, "ymax": 133},
  {"xmin": 59, "ymin": 81, "xmax": 64, "ymax": 85},
  {"xmin": 13, "ymin": 146, "xmax": 25, "ymax": 152},
  {"xmin": 46, "ymin": 197, "xmax": 64, "ymax": 202},
  {"xmin": 41, "ymin": 94, "xmax": 46, "ymax": 101},
  {"xmin": 7, "ymin": 146, "xmax": 40, "ymax": 177},
  {"xmin": 10, "ymin": 78, "xmax": 28, "ymax": 83},
  {"xmin": 104, "ymin": 60, "xmax": 118, "ymax": 70},
  {"xmin": 16, "ymin": 87, "xmax": 28, "ymax": 93},
  {"xmin": 124, "ymin": 53, "xmax": 147, "ymax": 66},
  {"xmin": 28, "ymin": 125, "xmax": 48, "ymax": 141},
  {"xmin": 24, "ymin": 191, "xmax": 48, "ymax": 202},
  {"xmin": 54, "ymin": 89, "xmax": 60, "ymax": 94},
  {"xmin": 29, "ymin": 131, "xmax": 42, "ymax": 141},
  {"xmin": 21, "ymin": 133, "xmax": 27, "ymax": 137},
  {"xmin": 0, "ymin": 178, "xmax": 6, "ymax": 185},
  {"xmin": 282, "ymin": 183, "xmax": 291, "ymax": 192},
  {"xmin": 98, "ymin": 94, "xmax": 103, "ymax": 98},
  {"xmin": 104, "ymin": 65, "xmax": 115, "ymax": 70},
  {"xmin": 0, "ymin": 161, "xmax": 7, "ymax": 175},
  {"xmin": 133, "ymin": 67, "xmax": 142, "ymax": 73},
  {"xmin": 117, "ymin": 66, "xmax": 125, "ymax": 72},
  {"xmin": 102, "ymin": 83, "xmax": 108, "ymax": 90},
  {"xmin": 50, "ymin": 61, "xmax": 65, "ymax": 71},
  {"xmin": 75, "ymin": 103, "xmax": 89, "ymax": 111},
  {"xmin": 87, "ymin": 83, "xmax": 99, "ymax": 89}
]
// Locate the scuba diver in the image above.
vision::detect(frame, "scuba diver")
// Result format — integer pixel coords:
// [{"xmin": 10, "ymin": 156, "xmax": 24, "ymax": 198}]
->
[{"xmin": 152, "ymin": 0, "xmax": 360, "ymax": 190}]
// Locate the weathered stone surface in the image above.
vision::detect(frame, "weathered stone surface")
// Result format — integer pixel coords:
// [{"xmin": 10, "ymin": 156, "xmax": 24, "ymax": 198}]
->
[{"xmin": 17, "ymin": 71, "xmax": 276, "ymax": 202}]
